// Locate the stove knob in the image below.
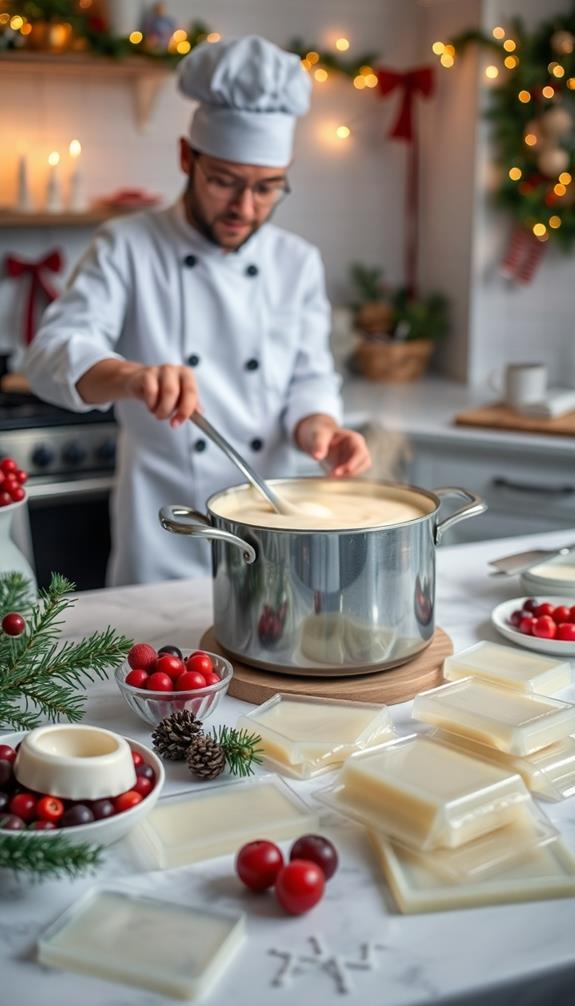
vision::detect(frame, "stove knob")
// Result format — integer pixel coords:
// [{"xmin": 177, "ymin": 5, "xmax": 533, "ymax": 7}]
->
[
  {"xmin": 94, "ymin": 438, "xmax": 116, "ymax": 465},
  {"xmin": 62, "ymin": 441, "xmax": 87, "ymax": 467},
  {"xmin": 31, "ymin": 444, "xmax": 55, "ymax": 469}
]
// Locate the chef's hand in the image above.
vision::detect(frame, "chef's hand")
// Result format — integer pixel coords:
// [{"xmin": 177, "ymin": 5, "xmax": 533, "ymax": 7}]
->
[
  {"xmin": 76, "ymin": 359, "xmax": 200, "ymax": 429},
  {"xmin": 125, "ymin": 364, "xmax": 200, "ymax": 428},
  {"xmin": 295, "ymin": 414, "xmax": 372, "ymax": 477}
]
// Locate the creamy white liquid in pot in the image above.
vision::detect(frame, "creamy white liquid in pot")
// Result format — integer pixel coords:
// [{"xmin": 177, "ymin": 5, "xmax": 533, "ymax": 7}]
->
[{"xmin": 212, "ymin": 485, "xmax": 427, "ymax": 530}]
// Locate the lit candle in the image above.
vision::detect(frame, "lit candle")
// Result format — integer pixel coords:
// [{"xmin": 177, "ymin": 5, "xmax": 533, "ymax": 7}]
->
[
  {"xmin": 68, "ymin": 139, "xmax": 84, "ymax": 212},
  {"xmin": 46, "ymin": 151, "xmax": 62, "ymax": 212},
  {"xmin": 17, "ymin": 154, "xmax": 32, "ymax": 211}
]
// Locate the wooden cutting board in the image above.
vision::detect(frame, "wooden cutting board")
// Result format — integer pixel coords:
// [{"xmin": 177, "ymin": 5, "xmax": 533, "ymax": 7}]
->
[
  {"xmin": 454, "ymin": 403, "xmax": 575, "ymax": 437},
  {"xmin": 199, "ymin": 627, "xmax": 452, "ymax": 706}
]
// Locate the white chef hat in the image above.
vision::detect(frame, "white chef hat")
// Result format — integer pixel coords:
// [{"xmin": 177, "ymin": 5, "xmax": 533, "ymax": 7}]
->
[{"xmin": 177, "ymin": 35, "xmax": 311, "ymax": 167}]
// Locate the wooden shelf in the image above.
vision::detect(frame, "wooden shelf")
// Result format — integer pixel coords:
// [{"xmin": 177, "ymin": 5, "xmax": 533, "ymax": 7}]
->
[
  {"xmin": 0, "ymin": 52, "xmax": 173, "ymax": 129},
  {"xmin": 0, "ymin": 208, "xmax": 158, "ymax": 228}
]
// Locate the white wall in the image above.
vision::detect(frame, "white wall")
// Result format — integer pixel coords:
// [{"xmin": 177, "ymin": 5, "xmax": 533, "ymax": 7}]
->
[
  {"xmin": 0, "ymin": 0, "xmax": 420, "ymax": 363},
  {"xmin": 468, "ymin": 0, "xmax": 575, "ymax": 388}
]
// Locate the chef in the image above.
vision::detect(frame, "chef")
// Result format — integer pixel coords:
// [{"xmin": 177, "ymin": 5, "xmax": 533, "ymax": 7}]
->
[{"xmin": 26, "ymin": 35, "xmax": 371, "ymax": 585}]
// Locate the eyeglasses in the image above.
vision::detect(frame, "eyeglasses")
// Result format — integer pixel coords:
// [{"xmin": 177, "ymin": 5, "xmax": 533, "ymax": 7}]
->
[{"xmin": 195, "ymin": 158, "xmax": 291, "ymax": 208}]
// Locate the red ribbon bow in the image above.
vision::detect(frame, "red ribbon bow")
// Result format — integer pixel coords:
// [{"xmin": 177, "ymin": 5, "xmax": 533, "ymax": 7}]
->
[
  {"xmin": 376, "ymin": 66, "xmax": 434, "ymax": 141},
  {"xmin": 5, "ymin": 250, "xmax": 63, "ymax": 345}
]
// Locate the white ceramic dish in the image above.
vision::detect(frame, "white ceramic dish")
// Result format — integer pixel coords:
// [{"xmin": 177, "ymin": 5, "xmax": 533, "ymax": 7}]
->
[
  {"xmin": 491, "ymin": 597, "xmax": 575, "ymax": 658},
  {"xmin": 14, "ymin": 724, "xmax": 137, "ymax": 800},
  {"xmin": 521, "ymin": 554, "xmax": 575, "ymax": 597},
  {"xmin": 1, "ymin": 732, "xmax": 165, "ymax": 847}
]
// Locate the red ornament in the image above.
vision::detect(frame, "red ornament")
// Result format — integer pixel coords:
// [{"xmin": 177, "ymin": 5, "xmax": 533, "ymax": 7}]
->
[{"xmin": 2, "ymin": 612, "xmax": 26, "ymax": 636}]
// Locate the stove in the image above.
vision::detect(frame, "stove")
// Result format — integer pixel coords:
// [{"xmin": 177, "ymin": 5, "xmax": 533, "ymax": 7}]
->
[{"xmin": 0, "ymin": 388, "xmax": 117, "ymax": 590}]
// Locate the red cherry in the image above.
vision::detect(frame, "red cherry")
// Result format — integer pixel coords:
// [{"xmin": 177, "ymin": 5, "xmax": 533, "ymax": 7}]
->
[
  {"xmin": 114, "ymin": 790, "xmax": 143, "ymax": 813},
  {"xmin": 532, "ymin": 615, "xmax": 557, "ymax": 639},
  {"xmin": 131, "ymin": 750, "xmax": 144, "ymax": 766},
  {"xmin": 557, "ymin": 622, "xmax": 575, "ymax": 642},
  {"xmin": 125, "ymin": 668, "xmax": 149, "ymax": 688},
  {"xmin": 0, "ymin": 745, "xmax": 16, "ymax": 764},
  {"xmin": 0, "ymin": 492, "xmax": 13, "ymax": 507},
  {"xmin": 186, "ymin": 651, "xmax": 214, "ymax": 676},
  {"xmin": 522, "ymin": 598, "xmax": 539, "ymax": 613},
  {"xmin": 8, "ymin": 486, "xmax": 25, "ymax": 503},
  {"xmin": 519, "ymin": 615, "xmax": 535, "ymax": 635},
  {"xmin": 36, "ymin": 796, "xmax": 65, "ymax": 823},
  {"xmin": 235, "ymin": 840, "xmax": 284, "ymax": 891},
  {"xmin": 175, "ymin": 670, "xmax": 207, "ymax": 691},
  {"xmin": 127, "ymin": 643, "xmax": 157, "ymax": 671},
  {"xmin": 146, "ymin": 671, "xmax": 174, "ymax": 692},
  {"xmin": 203, "ymin": 670, "xmax": 221, "ymax": 686},
  {"xmin": 154, "ymin": 654, "xmax": 185, "ymax": 680},
  {"xmin": 275, "ymin": 860, "xmax": 325, "ymax": 915},
  {"xmin": 0, "ymin": 458, "xmax": 18, "ymax": 475},
  {"xmin": 534, "ymin": 602, "xmax": 556, "ymax": 619},
  {"xmin": 2, "ymin": 612, "xmax": 26, "ymax": 636},
  {"xmin": 289, "ymin": 834, "xmax": 339, "ymax": 880},
  {"xmin": 509, "ymin": 610, "xmax": 524, "ymax": 628},
  {"xmin": 551, "ymin": 606, "xmax": 571, "ymax": 625},
  {"xmin": 15, "ymin": 470, "xmax": 27, "ymax": 484},
  {"xmin": 9, "ymin": 792, "xmax": 37, "ymax": 822},
  {"xmin": 133, "ymin": 775, "xmax": 154, "ymax": 797}
]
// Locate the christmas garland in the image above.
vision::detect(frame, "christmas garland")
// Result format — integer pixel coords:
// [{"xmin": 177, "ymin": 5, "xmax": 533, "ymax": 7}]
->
[{"xmin": 436, "ymin": 7, "xmax": 575, "ymax": 249}]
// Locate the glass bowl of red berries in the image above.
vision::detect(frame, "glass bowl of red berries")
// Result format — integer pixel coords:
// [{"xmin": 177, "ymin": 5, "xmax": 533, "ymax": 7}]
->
[
  {"xmin": 114, "ymin": 643, "xmax": 233, "ymax": 726},
  {"xmin": 0, "ymin": 733, "xmax": 165, "ymax": 846}
]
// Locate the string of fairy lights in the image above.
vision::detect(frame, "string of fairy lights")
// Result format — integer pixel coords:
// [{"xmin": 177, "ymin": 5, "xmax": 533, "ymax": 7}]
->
[{"xmin": 431, "ymin": 18, "xmax": 575, "ymax": 246}]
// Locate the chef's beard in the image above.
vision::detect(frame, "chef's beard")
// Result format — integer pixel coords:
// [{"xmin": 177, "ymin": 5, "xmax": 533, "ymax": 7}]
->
[{"xmin": 184, "ymin": 175, "xmax": 273, "ymax": 251}]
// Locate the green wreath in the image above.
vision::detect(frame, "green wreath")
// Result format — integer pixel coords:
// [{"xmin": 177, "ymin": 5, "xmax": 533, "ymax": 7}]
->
[{"xmin": 440, "ymin": 6, "xmax": 575, "ymax": 248}]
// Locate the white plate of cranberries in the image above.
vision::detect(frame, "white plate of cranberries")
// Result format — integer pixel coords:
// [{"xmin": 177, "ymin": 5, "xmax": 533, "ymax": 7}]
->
[
  {"xmin": 0, "ymin": 734, "xmax": 165, "ymax": 846},
  {"xmin": 491, "ymin": 596, "xmax": 575, "ymax": 657}
]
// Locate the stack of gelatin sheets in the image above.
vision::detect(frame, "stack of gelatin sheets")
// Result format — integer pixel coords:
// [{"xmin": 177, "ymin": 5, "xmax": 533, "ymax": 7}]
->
[{"xmin": 316, "ymin": 642, "xmax": 575, "ymax": 913}]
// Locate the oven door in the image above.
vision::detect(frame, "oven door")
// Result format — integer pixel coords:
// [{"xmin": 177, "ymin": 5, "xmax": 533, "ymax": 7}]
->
[{"xmin": 25, "ymin": 475, "xmax": 114, "ymax": 590}]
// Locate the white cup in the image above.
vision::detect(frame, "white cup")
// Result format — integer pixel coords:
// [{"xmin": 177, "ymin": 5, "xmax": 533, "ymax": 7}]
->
[{"xmin": 490, "ymin": 362, "xmax": 548, "ymax": 409}]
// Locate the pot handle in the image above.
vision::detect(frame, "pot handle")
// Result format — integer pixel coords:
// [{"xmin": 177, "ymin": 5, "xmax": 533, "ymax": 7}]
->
[
  {"xmin": 158, "ymin": 505, "xmax": 257, "ymax": 564},
  {"xmin": 432, "ymin": 487, "xmax": 487, "ymax": 544}
]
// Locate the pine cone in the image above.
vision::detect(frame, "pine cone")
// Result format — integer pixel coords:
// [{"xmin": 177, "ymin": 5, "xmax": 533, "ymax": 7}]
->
[
  {"xmin": 151, "ymin": 709, "xmax": 203, "ymax": 761},
  {"xmin": 186, "ymin": 735, "xmax": 226, "ymax": 780}
]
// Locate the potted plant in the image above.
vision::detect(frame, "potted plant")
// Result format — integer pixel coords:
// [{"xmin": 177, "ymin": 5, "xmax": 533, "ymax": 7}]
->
[{"xmin": 348, "ymin": 263, "xmax": 449, "ymax": 382}]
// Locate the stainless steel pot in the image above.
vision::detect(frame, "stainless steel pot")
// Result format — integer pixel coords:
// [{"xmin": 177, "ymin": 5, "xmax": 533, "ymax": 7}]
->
[{"xmin": 159, "ymin": 478, "xmax": 485, "ymax": 676}]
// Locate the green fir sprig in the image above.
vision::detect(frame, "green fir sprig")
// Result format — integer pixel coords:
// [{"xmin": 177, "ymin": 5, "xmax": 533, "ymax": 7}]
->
[
  {"xmin": 0, "ymin": 832, "xmax": 103, "ymax": 880},
  {"xmin": 0, "ymin": 572, "xmax": 132, "ymax": 731},
  {"xmin": 208, "ymin": 725, "xmax": 263, "ymax": 778}
]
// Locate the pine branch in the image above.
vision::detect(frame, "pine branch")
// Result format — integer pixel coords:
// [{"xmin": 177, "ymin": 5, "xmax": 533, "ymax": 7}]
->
[
  {"xmin": 209, "ymin": 725, "xmax": 263, "ymax": 778},
  {"xmin": 0, "ymin": 572, "xmax": 35, "ymax": 617},
  {"xmin": 0, "ymin": 572, "xmax": 132, "ymax": 731},
  {"xmin": 0, "ymin": 832, "xmax": 103, "ymax": 880}
]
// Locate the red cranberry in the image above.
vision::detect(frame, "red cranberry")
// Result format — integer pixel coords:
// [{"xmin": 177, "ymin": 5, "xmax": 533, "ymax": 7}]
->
[
  {"xmin": 0, "ymin": 744, "xmax": 16, "ymax": 763},
  {"xmin": 1, "ymin": 612, "xmax": 26, "ymax": 636},
  {"xmin": 0, "ymin": 761, "xmax": 14, "ymax": 788},
  {"xmin": 61, "ymin": 804, "xmax": 95, "ymax": 827},
  {"xmin": 135, "ymin": 763, "xmax": 155, "ymax": 781},
  {"xmin": 289, "ymin": 834, "xmax": 339, "ymax": 880},
  {"xmin": 0, "ymin": 792, "xmax": 10, "ymax": 813},
  {"xmin": 91, "ymin": 799, "xmax": 115, "ymax": 820},
  {"xmin": 133, "ymin": 776, "xmax": 153, "ymax": 798},
  {"xmin": 29, "ymin": 820, "xmax": 57, "ymax": 830},
  {"xmin": 158, "ymin": 644, "xmax": 183, "ymax": 659},
  {"xmin": 0, "ymin": 814, "xmax": 26, "ymax": 830}
]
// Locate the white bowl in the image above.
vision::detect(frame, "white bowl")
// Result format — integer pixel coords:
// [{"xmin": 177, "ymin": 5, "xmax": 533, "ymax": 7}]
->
[
  {"xmin": 2, "ymin": 733, "xmax": 165, "ymax": 847},
  {"xmin": 491, "ymin": 596, "xmax": 575, "ymax": 658},
  {"xmin": 14, "ymin": 724, "xmax": 137, "ymax": 800},
  {"xmin": 521, "ymin": 553, "xmax": 575, "ymax": 597}
]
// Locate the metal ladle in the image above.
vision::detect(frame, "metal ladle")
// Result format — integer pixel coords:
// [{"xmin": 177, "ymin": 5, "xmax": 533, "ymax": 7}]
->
[{"xmin": 190, "ymin": 412, "xmax": 303, "ymax": 517}]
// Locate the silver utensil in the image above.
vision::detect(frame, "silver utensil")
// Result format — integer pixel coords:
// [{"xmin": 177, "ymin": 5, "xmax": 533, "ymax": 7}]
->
[
  {"xmin": 488, "ymin": 542, "xmax": 575, "ymax": 576},
  {"xmin": 190, "ymin": 411, "xmax": 300, "ymax": 516}
]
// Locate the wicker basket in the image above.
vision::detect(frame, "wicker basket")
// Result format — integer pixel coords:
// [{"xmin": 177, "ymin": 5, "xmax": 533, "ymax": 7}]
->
[{"xmin": 353, "ymin": 338, "xmax": 434, "ymax": 382}]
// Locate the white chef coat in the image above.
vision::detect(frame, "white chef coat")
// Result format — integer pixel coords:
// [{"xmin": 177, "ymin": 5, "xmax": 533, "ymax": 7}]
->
[{"xmin": 25, "ymin": 200, "xmax": 343, "ymax": 585}]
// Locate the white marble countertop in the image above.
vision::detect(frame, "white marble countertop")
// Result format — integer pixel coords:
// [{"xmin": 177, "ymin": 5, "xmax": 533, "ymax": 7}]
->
[
  {"xmin": 342, "ymin": 376, "xmax": 575, "ymax": 457},
  {"xmin": 2, "ymin": 528, "xmax": 575, "ymax": 1006}
]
